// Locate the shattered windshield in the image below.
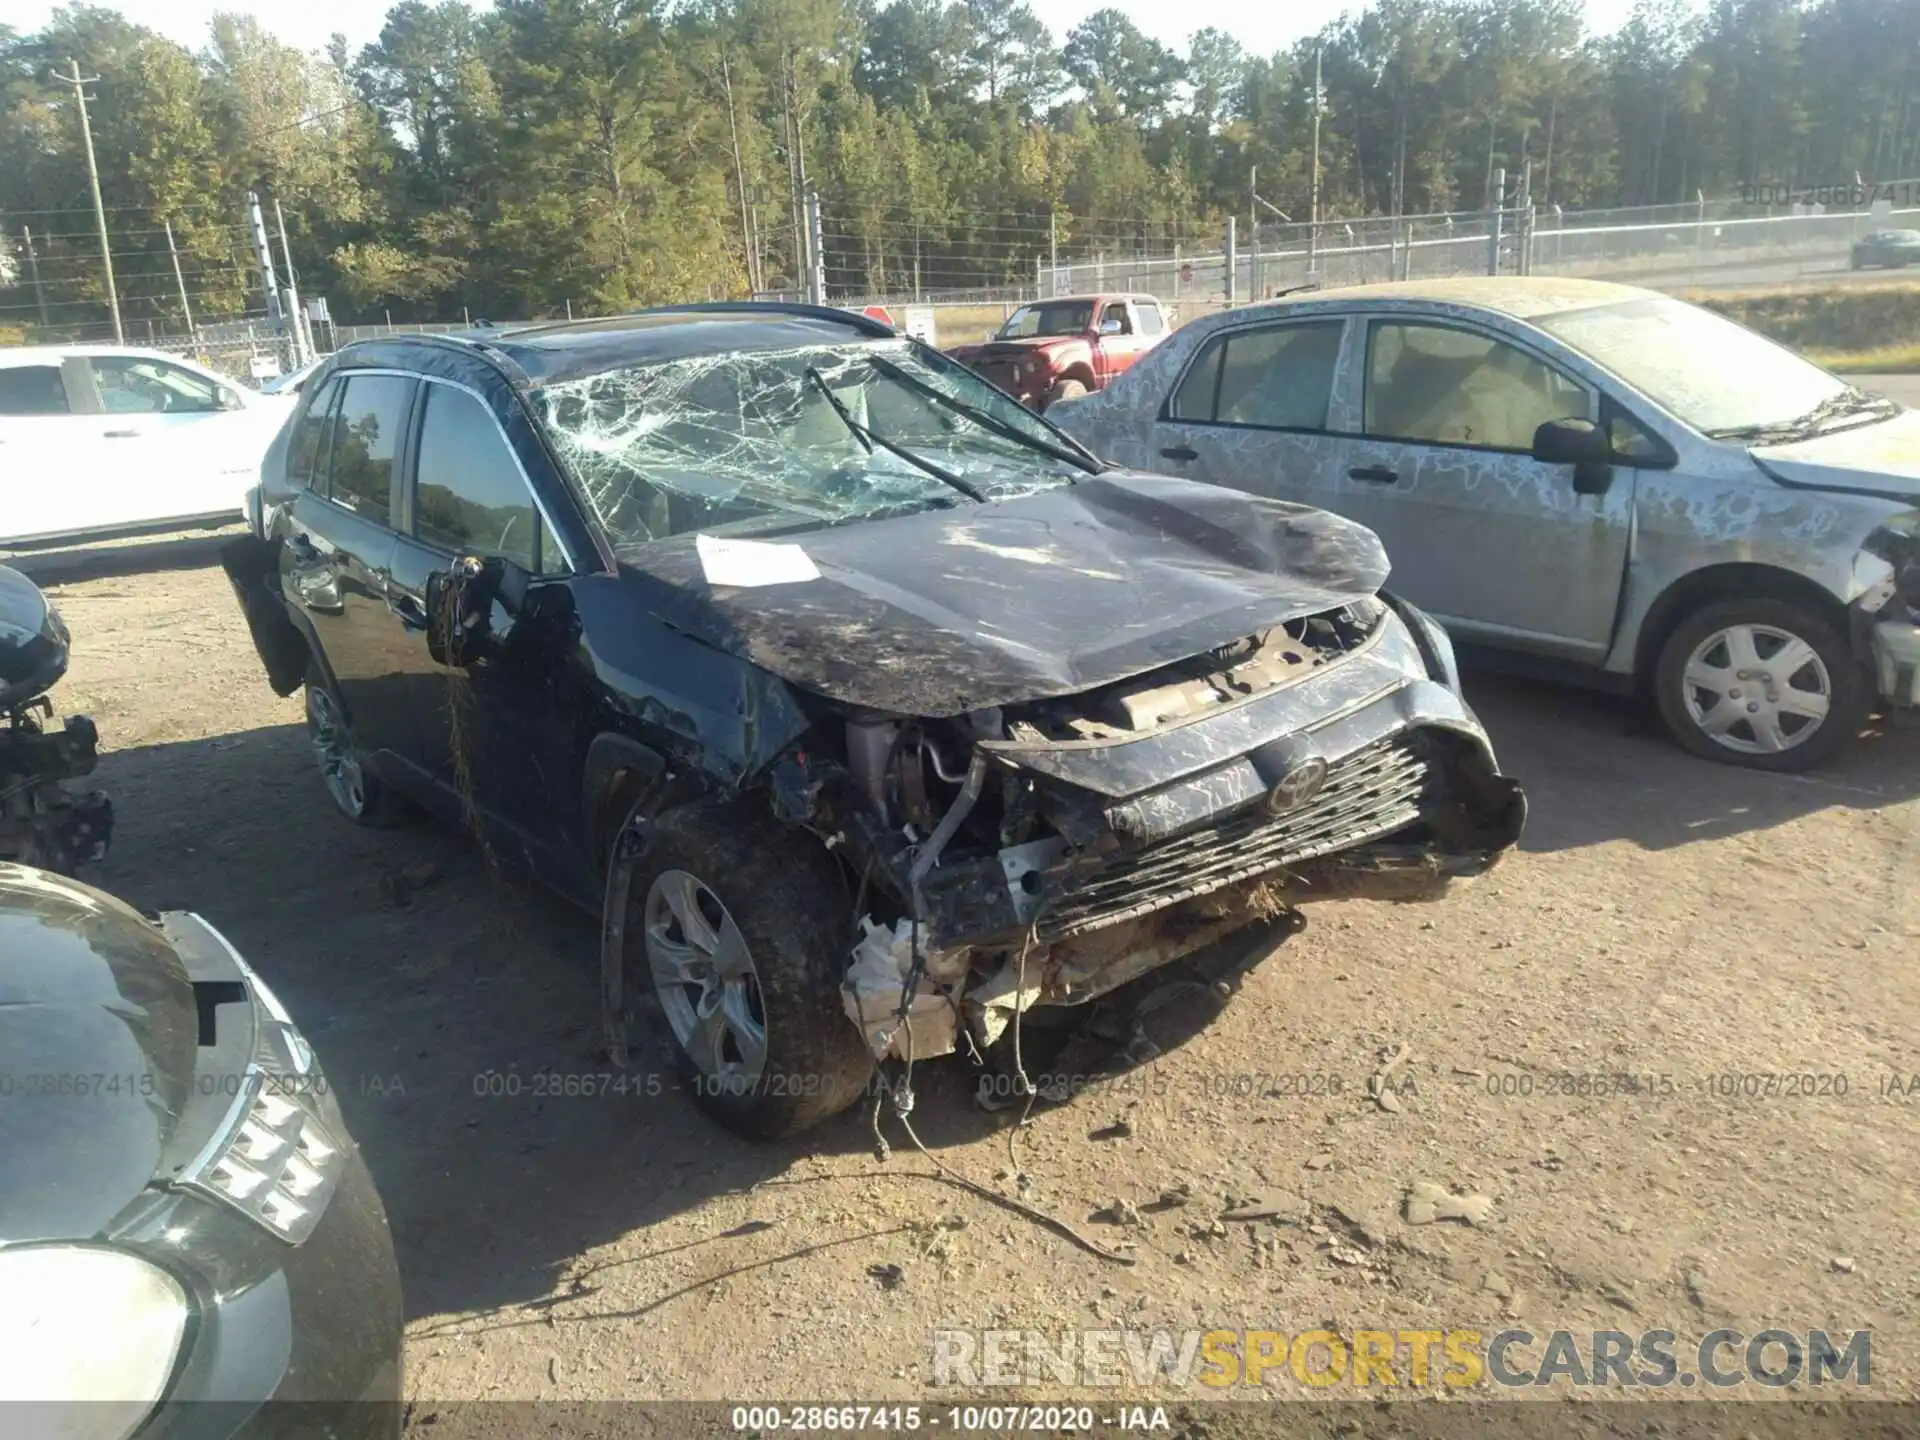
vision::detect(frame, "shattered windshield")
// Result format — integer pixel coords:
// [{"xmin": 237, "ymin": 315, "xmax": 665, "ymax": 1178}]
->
[
  {"xmin": 531, "ymin": 340, "xmax": 1085, "ymax": 546},
  {"xmin": 997, "ymin": 301, "xmax": 1096, "ymax": 339}
]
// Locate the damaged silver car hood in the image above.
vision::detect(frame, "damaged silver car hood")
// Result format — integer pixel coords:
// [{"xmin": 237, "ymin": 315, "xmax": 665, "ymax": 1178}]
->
[
  {"xmin": 616, "ymin": 470, "xmax": 1391, "ymax": 716},
  {"xmin": 1750, "ymin": 409, "xmax": 1920, "ymax": 500}
]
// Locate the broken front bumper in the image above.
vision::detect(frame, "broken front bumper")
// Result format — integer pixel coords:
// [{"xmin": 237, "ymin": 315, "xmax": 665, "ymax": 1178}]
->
[{"xmin": 919, "ymin": 616, "xmax": 1528, "ymax": 969}]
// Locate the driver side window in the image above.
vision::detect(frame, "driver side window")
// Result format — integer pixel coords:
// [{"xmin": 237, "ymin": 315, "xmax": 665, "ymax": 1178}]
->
[
  {"xmin": 1100, "ymin": 304, "xmax": 1133, "ymax": 335},
  {"xmin": 88, "ymin": 356, "xmax": 221, "ymax": 414},
  {"xmin": 411, "ymin": 383, "xmax": 544, "ymax": 573},
  {"xmin": 1365, "ymin": 321, "xmax": 1588, "ymax": 450}
]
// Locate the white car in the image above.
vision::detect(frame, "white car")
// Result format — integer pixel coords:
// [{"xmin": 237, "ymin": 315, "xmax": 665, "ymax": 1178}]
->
[{"xmin": 0, "ymin": 346, "xmax": 296, "ymax": 548}]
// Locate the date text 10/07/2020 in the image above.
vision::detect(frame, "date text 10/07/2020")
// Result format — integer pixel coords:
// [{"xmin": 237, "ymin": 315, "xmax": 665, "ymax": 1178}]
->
[{"xmin": 729, "ymin": 1406, "xmax": 1170, "ymax": 1432}]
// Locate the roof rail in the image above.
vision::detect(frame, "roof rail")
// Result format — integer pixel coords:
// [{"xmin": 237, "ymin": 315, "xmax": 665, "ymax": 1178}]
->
[{"xmin": 492, "ymin": 300, "xmax": 896, "ymax": 341}]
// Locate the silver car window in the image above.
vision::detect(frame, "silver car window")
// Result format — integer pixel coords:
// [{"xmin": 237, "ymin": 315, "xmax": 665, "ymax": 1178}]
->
[
  {"xmin": 1365, "ymin": 321, "xmax": 1587, "ymax": 450},
  {"xmin": 1169, "ymin": 320, "xmax": 1343, "ymax": 430}
]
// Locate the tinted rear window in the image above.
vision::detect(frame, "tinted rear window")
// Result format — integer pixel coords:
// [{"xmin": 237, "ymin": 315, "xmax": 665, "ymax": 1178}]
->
[{"xmin": 0, "ymin": 366, "xmax": 70, "ymax": 416}]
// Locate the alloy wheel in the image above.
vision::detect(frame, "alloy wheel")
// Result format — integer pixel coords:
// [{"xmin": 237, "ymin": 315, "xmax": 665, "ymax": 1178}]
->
[
  {"xmin": 643, "ymin": 869, "xmax": 768, "ymax": 1088},
  {"xmin": 1680, "ymin": 622, "xmax": 1832, "ymax": 756},
  {"xmin": 305, "ymin": 683, "xmax": 368, "ymax": 818}
]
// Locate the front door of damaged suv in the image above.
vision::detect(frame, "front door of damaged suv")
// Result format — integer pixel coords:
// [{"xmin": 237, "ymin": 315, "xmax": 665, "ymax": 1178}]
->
[
  {"xmin": 384, "ymin": 378, "xmax": 581, "ymax": 882},
  {"xmin": 279, "ymin": 371, "xmax": 422, "ymax": 780}
]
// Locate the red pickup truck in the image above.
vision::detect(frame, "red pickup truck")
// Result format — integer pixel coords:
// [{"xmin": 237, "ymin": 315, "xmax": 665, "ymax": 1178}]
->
[{"xmin": 947, "ymin": 293, "xmax": 1171, "ymax": 411}]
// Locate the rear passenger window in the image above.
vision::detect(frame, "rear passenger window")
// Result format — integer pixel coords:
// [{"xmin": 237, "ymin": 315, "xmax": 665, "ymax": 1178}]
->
[
  {"xmin": 1170, "ymin": 321, "xmax": 1343, "ymax": 430},
  {"xmin": 1137, "ymin": 303, "xmax": 1165, "ymax": 336},
  {"xmin": 411, "ymin": 384, "xmax": 540, "ymax": 571},
  {"xmin": 324, "ymin": 374, "xmax": 413, "ymax": 521},
  {"xmin": 286, "ymin": 378, "xmax": 340, "ymax": 489},
  {"xmin": 0, "ymin": 365, "xmax": 71, "ymax": 416}
]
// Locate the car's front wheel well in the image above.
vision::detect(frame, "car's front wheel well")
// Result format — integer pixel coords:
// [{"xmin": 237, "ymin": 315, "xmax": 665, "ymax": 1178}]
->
[
  {"xmin": 583, "ymin": 733, "xmax": 671, "ymax": 876},
  {"xmin": 1633, "ymin": 564, "xmax": 1853, "ymax": 686}
]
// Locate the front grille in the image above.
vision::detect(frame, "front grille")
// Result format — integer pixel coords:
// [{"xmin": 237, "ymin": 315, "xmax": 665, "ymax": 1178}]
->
[{"xmin": 1041, "ymin": 736, "xmax": 1430, "ymax": 938}]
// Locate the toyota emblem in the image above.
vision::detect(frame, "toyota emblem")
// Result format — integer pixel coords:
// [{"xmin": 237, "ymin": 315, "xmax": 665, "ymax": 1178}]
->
[{"xmin": 1266, "ymin": 754, "xmax": 1329, "ymax": 813}]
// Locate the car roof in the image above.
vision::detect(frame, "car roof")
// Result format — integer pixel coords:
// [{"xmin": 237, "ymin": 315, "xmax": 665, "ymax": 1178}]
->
[
  {"xmin": 0, "ymin": 344, "xmax": 198, "ymax": 368},
  {"xmin": 400, "ymin": 303, "xmax": 898, "ymax": 386},
  {"xmin": 1240, "ymin": 275, "xmax": 1663, "ymax": 321},
  {"xmin": 1024, "ymin": 294, "xmax": 1159, "ymax": 304}
]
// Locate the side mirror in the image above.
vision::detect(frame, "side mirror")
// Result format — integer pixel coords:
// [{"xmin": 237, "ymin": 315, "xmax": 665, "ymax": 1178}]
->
[
  {"xmin": 218, "ymin": 387, "xmax": 245, "ymax": 411},
  {"xmin": 425, "ymin": 555, "xmax": 530, "ymax": 667},
  {"xmin": 1099, "ymin": 318, "xmax": 1125, "ymax": 335},
  {"xmin": 1532, "ymin": 417, "xmax": 1613, "ymax": 496}
]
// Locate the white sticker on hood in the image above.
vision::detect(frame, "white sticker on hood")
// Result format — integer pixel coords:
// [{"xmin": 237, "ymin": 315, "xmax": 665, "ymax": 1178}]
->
[{"xmin": 695, "ymin": 533, "xmax": 822, "ymax": 588}]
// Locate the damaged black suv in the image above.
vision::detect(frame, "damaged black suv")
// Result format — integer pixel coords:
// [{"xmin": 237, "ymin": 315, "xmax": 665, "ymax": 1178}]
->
[{"xmin": 223, "ymin": 304, "xmax": 1526, "ymax": 1139}]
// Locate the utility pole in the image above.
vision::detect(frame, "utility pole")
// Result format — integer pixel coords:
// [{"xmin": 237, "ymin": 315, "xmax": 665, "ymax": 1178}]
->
[
  {"xmin": 1048, "ymin": 211, "xmax": 1058, "ymax": 298},
  {"xmin": 163, "ymin": 220, "xmax": 196, "ymax": 344},
  {"xmin": 56, "ymin": 59, "xmax": 122, "ymax": 344},
  {"xmin": 1249, "ymin": 165, "xmax": 1260, "ymax": 299},
  {"xmin": 1487, "ymin": 166, "xmax": 1506, "ymax": 276},
  {"xmin": 1308, "ymin": 49, "xmax": 1324, "ymax": 277},
  {"xmin": 21, "ymin": 226, "xmax": 50, "ymax": 327},
  {"xmin": 273, "ymin": 197, "xmax": 310, "ymax": 365},
  {"xmin": 1224, "ymin": 214, "xmax": 1237, "ymax": 307},
  {"xmin": 806, "ymin": 189, "xmax": 826, "ymax": 305},
  {"xmin": 246, "ymin": 191, "xmax": 283, "ymax": 339}
]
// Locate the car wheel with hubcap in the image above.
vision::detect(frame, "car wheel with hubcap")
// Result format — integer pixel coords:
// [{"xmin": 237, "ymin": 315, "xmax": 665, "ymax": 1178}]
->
[
  {"xmin": 1653, "ymin": 597, "xmax": 1869, "ymax": 772},
  {"xmin": 304, "ymin": 660, "xmax": 407, "ymax": 825},
  {"xmin": 629, "ymin": 802, "xmax": 873, "ymax": 1139}
]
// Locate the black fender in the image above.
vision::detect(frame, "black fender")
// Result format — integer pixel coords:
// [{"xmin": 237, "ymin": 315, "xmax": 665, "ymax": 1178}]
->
[
  {"xmin": 581, "ymin": 731, "xmax": 669, "ymax": 872},
  {"xmin": 218, "ymin": 535, "xmax": 314, "ymax": 698}
]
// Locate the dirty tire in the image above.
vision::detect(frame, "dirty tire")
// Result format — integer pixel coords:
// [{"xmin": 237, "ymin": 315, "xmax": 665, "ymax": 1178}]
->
[
  {"xmin": 1045, "ymin": 378, "xmax": 1089, "ymax": 410},
  {"xmin": 304, "ymin": 659, "xmax": 409, "ymax": 827},
  {"xmin": 1653, "ymin": 596, "xmax": 1869, "ymax": 773},
  {"xmin": 630, "ymin": 801, "xmax": 871, "ymax": 1140}
]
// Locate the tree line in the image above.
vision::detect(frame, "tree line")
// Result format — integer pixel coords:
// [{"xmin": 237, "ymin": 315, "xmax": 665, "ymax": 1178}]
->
[{"xmin": 2, "ymin": 0, "xmax": 1917, "ymax": 328}]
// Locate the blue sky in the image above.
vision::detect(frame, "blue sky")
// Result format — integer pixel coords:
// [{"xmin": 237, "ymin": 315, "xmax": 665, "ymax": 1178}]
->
[{"xmin": 13, "ymin": 0, "xmax": 1659, "ymax": 60}]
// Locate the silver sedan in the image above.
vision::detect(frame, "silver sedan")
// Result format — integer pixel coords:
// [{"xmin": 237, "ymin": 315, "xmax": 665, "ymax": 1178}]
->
[{"xmin": 1051, "ymin": 277, "xmax": 1920, "ymax": 771}]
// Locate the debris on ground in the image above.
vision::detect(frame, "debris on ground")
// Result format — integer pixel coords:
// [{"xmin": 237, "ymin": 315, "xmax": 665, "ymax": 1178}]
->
[
  {"xmin": 867, "ymin": 1263, "xmax": 906, "ymax": 1290},
  {"xmin": 1368, "ymin": 1042, "xmax": 1412, "ymax": 1113},
  {"xmin": 1221, "ymin": 1192, "xmax": 1308, "ymax": 1223},
  {"xmin": 1092, "ymin": 1198, "xmax": 1144, "ymax": 1226},
  {"xmin": 1089, "ymin": 1118, "xmax": 1134, "ymax": 1141},
  {"xmin": 1147, "ymin": 1185, "xmax": 1192, "ymax": 1211},
  {"xmin": 1403, "ymin": 1180, "xmax": 1496, "ymax": 1226},
  {"xmin": 1830, "ymin": 1256, "xmax": 1856, "ymax": 1274},
  {"xmin": 378, "ymin": 860, "xmax": 442, "ymax": 908}
]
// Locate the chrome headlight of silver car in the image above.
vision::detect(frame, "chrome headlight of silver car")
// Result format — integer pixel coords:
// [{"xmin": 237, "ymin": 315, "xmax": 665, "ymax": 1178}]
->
[
  {"xmin": 169, "ymin": 919, "xmax": 344, "ymax": 1244},
  {"xmin": 0, "ymin": 1245, "xmax": 189, "ymax": 1440}
]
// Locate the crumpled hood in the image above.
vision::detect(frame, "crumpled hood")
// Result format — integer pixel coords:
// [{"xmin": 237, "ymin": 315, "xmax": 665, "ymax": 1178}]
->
[
  {"xmin": 0, "ymin": 865, "xmax": 197, "ymax": 1241},
  {"xmin": 1751, "ymin": 409, "xmax": 1920, "ymax": 500},
  {"xmin": 619, "ymin": 470, "xmax": 1391, "ymax": 715}
]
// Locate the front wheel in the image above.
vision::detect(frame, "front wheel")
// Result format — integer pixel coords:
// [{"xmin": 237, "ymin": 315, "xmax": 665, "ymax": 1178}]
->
[
  {"xmin": 626, "ymin": 802, "xmax": 873, "ymax": 1140},
  {"xmin": 1652, "ymin": 597, "xmax": 1870, "ymax": 772}
]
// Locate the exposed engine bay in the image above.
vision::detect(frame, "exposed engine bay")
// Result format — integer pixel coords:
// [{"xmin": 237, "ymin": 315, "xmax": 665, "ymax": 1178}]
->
[{"xmin": 756, "ymin": 602, "xmax": 1527, "ymax": 1064}]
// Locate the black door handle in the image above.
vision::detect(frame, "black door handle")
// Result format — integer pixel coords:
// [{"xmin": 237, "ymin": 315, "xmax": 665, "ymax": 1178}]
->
[
  {"xmin": 1160, "ymin": 445, "xmax": 1198, "ymax": 462},
  {"xmin": 1348, "ymin": 465, "xmax": 1399, "ymax": 484},
  {"xmin": 103, "ymin": 429, "xmax": 139, "ymax": 439}
]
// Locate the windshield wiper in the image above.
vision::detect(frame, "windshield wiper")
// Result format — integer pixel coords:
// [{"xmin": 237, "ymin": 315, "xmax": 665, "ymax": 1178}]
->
[
  {"xmin": 864, "ymin": 353, "xmax": 1109, "ymax": 474},
  {"xmin": 806, "ymin": 366, "xmax": 986, "ymax": 503},
  {"xmin": 1710, "ymin": 387, "xmax": 1898, "ymax": 443}
]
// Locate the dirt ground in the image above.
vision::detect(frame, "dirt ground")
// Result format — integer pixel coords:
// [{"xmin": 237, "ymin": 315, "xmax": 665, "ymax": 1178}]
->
[{"xmin": 10, "ymin": 524, "xmax": 1920, "ymax": 1421}]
